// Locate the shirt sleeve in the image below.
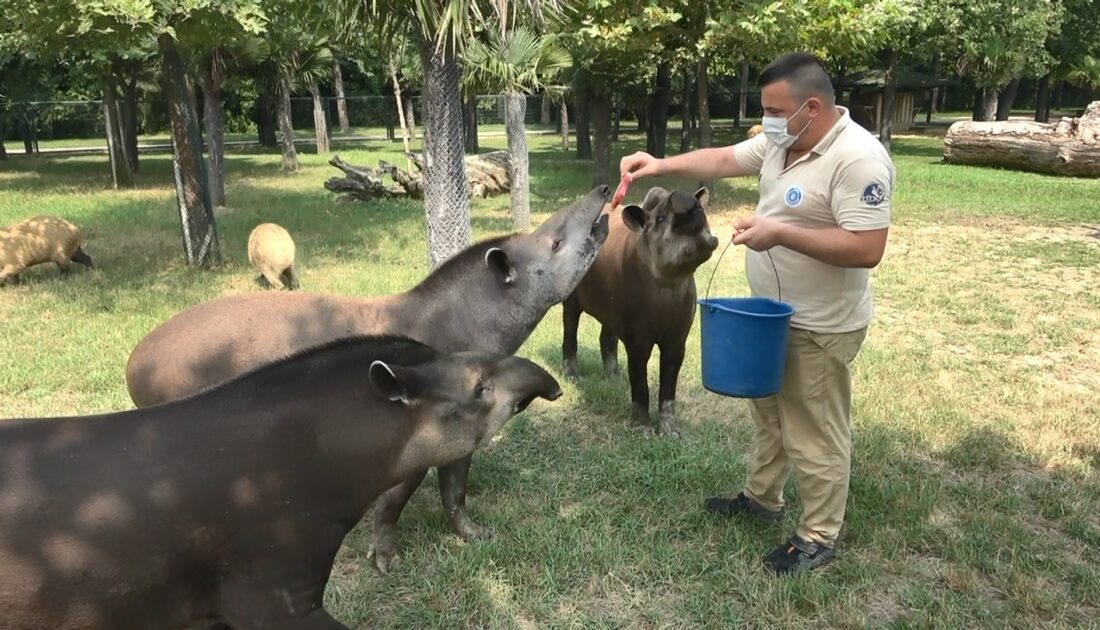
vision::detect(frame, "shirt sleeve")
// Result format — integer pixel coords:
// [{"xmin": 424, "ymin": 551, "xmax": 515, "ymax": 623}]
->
[
  {"xmin": 831, "ymin": 156, "xmax": 894, "ymax": 231},
  {"xmin": 732, "ymin": 134, "xmax": 768, "ymax": 175}
]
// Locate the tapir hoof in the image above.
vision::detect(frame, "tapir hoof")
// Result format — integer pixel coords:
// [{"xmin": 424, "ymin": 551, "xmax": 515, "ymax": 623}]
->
[
  {"xmin": 453, "ymin": 517, "xmax": 495, "ymax": 542},
  {"xmin": 562, "ymin": 358, "xmax": 579, "ymax": 379},
  {"xmin": 367, "ymin": 531, "xmax": 401, "ymax": 574},
  {"xmin": 629, "ymin": 406, "xmax": 651, "ymax": 429},
  {"xmin": 602, "ymin": 358, "xmax": 620, "ymax": 377},
  {"xmin": 659, "ymin": 403, "xmax": 681, "ymax": 439}
]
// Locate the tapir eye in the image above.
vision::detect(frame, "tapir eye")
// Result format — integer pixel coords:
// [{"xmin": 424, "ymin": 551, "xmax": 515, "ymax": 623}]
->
[
  {"xmin": 655, "ymin": 215, "xmax": 667, "ymax": 225},
  {"xmin": 474, "ymin": 382, "xmax": 490, "ymax": 398},
  {"xmin": 551, "ymin": 238, "xmax": 563, "ymax": 252}
]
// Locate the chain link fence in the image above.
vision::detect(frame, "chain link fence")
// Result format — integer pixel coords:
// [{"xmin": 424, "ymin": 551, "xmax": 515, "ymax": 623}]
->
[{"xmin": 1, "ymin": 88, "xmax": 775, "ymax": 155}]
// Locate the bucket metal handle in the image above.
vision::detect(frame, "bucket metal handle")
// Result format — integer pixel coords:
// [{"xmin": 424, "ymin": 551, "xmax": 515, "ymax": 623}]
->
[{"xmin": 704, "ymin": 237, "xmax": 782, "ymax": 305}]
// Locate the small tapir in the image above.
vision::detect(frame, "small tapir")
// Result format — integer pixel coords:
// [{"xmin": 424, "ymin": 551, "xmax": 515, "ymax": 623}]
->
[
  {"xmin": 562, "ymin": 186, "xmax": 719, "ymax": 437},
  {"xmin": 0, "ymin": 335, "xmax": 561, "ymax": 629},
  {"xmin": 124, "ymin": 185, "xmax": 610, "ymax": 574}
]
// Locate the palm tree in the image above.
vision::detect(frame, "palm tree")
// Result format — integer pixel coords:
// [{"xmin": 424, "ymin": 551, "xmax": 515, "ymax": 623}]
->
[
  {"xmin": 462, "ymin": 26, "xmax": 570, "ymax": 230},
  {"xmin": 190, "ymin": 37, "xmax": 269, "ymax": 207},
  {"xmin": 1067, "ymin": 55, "xmax": 1100, "ymax": 105},
  {"xmin": 363, "ymin": 0, "xmax": 565, "ymax": 268}
]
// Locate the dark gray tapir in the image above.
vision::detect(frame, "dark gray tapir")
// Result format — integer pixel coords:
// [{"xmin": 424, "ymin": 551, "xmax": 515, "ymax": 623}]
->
[
  {"xmin": 125, "ymin": 184, "xmax": 611, "ymax": 572},
  {"xmin": 0, "ymin": 335, "xmax": 562, "ymax": 629},
  {"xmin": 562, "ymin": 186, "xmax": 719, "ymax": 437}
]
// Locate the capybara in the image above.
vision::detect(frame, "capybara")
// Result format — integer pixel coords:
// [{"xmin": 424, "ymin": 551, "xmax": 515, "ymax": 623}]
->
[
  {"xmin": 247, "ymin": 222, "xmax": 299, "ymax": 290},
  {"xmin": 0, "ymin": 215, "xmax": 93, "ymax": 286},
  {"xmin": 0, "ymin": 334, "xmax": 561, "ymax": 629},
  {"xmin": 124, "ymin": 185, "xmax": 611, "ymax": 572}
]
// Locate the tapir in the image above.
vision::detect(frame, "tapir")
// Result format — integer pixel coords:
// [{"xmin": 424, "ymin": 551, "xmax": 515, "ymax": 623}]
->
[
  {"xmin": 125, "ymin": 184, "xmax": 611, "ymax": 572},
  {"xmin": 562, "ymin": 186, "xmax": 719, "ymax": 437},
  {"xmin": 0, "ymin": 335, "xmax": 562, "ymax": 629}
]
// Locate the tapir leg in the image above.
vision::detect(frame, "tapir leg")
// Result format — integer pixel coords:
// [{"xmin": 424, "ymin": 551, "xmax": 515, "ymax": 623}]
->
[
  {"xmin": 600, "ymin": 326, "xmax": 620, "ymax": 376},
  {"xmin": 439, "ymin": 455, "xmax": 490, "ymax": 541},
  {"xmin": 657, "ymin": 339, "xmax": 686, "ymax": 438},
  {"xmin": 561, "ymin": 293, "xmax": 583, "ymax": 378},
  {"xmin": 368, "ymin": 468, "xmax": 430, "ymax": 574},
  {"xmin": 624, "ymin": 340, "xmax": 653, "ymax": 428}
]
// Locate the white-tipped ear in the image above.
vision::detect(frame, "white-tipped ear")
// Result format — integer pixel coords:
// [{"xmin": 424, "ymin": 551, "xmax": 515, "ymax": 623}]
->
[
  {"xmin": 485, "ymin": 247, "xmax": 516, "ymax": 285},
  {"xmin": 369, "ymin": 360, "xmax": 409, "ymax": 404},
  {"xmin": 694, "ymin": 186, "xmax": 710, "ymax": 206}
]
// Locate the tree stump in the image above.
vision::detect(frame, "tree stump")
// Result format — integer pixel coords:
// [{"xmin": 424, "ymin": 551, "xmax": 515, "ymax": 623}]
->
[
  {"xmin": 325, "ymin": 151, "xmax": 512, "ymax": 202},
  {"xmin": 943, "ymin": 100, "xmax": 1100, "ymax": 177}
]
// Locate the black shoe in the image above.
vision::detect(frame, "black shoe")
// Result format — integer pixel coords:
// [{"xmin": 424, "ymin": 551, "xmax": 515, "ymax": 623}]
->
[
  {"xmin": 763, "ymin": 535, "xmax": 836, "ymax": 574},
  {"xmin": 704, "ymin": 492, "xmax": 783, "ymax": 524}
]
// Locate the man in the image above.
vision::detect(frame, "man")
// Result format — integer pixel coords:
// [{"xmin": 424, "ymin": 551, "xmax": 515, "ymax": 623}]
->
[{"xmin": 620, "ymin": 52, "xmax": 894, "ymax": 574}]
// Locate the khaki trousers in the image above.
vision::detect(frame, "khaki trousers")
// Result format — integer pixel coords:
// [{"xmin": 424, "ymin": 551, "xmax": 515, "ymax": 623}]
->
[{"xmin": 743, "ymin": 326, "xmax": 867, "ymax": 547}]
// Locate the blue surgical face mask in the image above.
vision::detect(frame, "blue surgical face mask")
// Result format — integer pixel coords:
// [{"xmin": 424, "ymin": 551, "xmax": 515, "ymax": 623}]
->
[{"xmin": 761, "ymin": 100, "xmax": 812, "ymax": 149}]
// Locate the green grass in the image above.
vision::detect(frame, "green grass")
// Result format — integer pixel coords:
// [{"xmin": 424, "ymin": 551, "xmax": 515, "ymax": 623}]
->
[{"xmin": 3, "ymin": 129, "xmax": 1100, "ymax": 628}]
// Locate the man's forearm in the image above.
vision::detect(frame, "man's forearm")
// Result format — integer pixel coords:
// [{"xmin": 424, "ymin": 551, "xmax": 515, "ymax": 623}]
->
[
  {"xmin": 656, "ymin": 147, "xmax": 746, "ymax": 181},
  {"xmin": 776, "ymin": 224, "xmax": 887, "ymax": 268}
]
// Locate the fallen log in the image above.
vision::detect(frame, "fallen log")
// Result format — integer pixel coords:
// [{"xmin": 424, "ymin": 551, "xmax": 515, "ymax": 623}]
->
[
  {"xmin": 326, "ymin": 151, "xmax": 513, "ymax": 202},
  {"xmin": 943, "ymin": 100, "xmax": 1100, "ymax": 177}
]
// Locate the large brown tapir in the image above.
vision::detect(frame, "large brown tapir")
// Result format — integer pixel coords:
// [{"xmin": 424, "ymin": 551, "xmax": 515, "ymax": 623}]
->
[
  {"xmin": 125, "ymin": 184, "xmax": 610, "ymax": 572},
  {"xmin": 0, "ymin": 335, "xmax": 562, "ymax": 629},
  {"xmin": 562, "ymin": 186, "xmax": 719, "ymax": 437}
]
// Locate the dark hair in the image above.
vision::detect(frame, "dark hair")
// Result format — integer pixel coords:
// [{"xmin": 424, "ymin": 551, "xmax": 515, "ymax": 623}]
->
[{"xmin": 758, "ymin": 52, "xmax": 835, "ymax": 106}]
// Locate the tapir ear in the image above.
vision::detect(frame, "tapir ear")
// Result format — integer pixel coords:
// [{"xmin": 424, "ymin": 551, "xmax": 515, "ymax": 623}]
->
[
  {"xmin": 369, "ymin": 360, "xmax": 414, "ymax": 404},
  {"xmin": 694, "ymin": 186, "xmax": 710, "ymax": 207},
  {"xmin": 622, "ymin": 204, "xmax": 647, "ymax": 232},
  {"xmin": 485, "ymin": 247, "xmax": 516, "ymax": 285}
]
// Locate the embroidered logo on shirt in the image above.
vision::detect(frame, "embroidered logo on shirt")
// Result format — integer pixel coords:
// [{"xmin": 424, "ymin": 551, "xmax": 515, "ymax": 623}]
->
[
  {"xmin": 784, "ymin": 186, "xmax": 803, "ymax": 207},
  {"xmin": 861, "ymin": 182, "xmax": 886, "ymax": 206}
]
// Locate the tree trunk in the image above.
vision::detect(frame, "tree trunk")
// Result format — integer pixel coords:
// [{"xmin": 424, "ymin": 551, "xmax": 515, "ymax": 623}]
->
[
  {"xmin": 1035, "ymin": 73, "xmax": 1051, "ymax": 122},
  {"xmin": 121, "ymin": 78, "xmax": 140, "ymax": 173},
  {"xmin": 981, "ymin": 88, "xmax": 999, "ymax": 122},
  {"xmin": 611, "ymin": 105, "xmax": 620, "ymax": 142},
  {"xmin": 646, "ymin": 62, "xmax": 672, "ymax": 158},
  {"xmin": 560, "ymin": 98, "xmax": 570, "ymax": 152},
  {"xmin": 21, "ymin": 111, "xmax": 36, "ymax": 155},
  {"xmin": 996, "ymin": 78, "xmax": 1021, "ymax": 121},
  {"xmin": 697, "ymin": 55, "xmax": 712, "ymax": 150},
  {"xmin": 927, "ymin": 88, "xmax": 937, "ymax": 124},
  {"xmin": 333, "ymin": 60, "xmax": 350, "ymax": 134},
  {"xmin": 464, "ymin": 92, "xmax": 479, "ymax": 154},
  {"xmin": 540, "ymin": 92, "xmax": 551, "ymax": 125},
  {"xmin": 200, "ymin": 61, "xmax": 227, "ymax": 208},
  {"xmin": 738, "ymin": 61, "xmax": 750, "ymax": 127},
  {"xmin": 404, "ymin": 96, "xmax": 417, "ymax": 140},
  {"xmin": 680, "ymin": 65, "xmax": 693, "ymax": 153},
  {"xmin": 158, "ymin": 33, "xmax": 221, "ymax": 268},
  {"xmin": 276, "ymin": 76, "xmax": 298, "ymax": 171},
  {"xmin": 879, "ymin": 48, "xmax": 899, "ymax": 152},
  {"xmin": 590, "ymin": 92, "xmax": 613, "ymax": 188},
  {"xmin": 504, "ymin": 91, "xmax": 530, "ymax": 230},
  {"xmin": 943, "ymin": 102, "xmax": 1100, "ymax": 177},
  {"xmin": 103, "ymin": 65, "xmax": 134, "ymax": 189},
  {"xmin": 0, "ymin": 113, "xmax": 6, "ymax": 160},
  {"xmin": 419, "ymin": 36, "xmax": 471, "ymax": 269},
  {"xmin": 1053, "ymin": 80, "xmax": 1064, "ymax": 112},
  {"xmin": 574, "ymin": 83, "xmax": 592, "ymax": 159},
  {"xmin": 971, "ymin": 87, "xmax": 985, "ymax": 121},
  {"xmin": 389, "ymin": 59, "xmax": 412, "ymax": 170},
  {"xmin": 258, "ymin": 80, "xmax": 278, "ymax": 147},
  {"xmin": 309, "ymin": 79, "xmax": 330, "ymax": 154}
]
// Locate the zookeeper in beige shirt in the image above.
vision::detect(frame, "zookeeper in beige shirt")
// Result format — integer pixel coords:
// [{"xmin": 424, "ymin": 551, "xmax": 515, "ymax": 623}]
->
[{"xmin": 621, "ymin": 52, "xmax": 895, "ymax": 575}]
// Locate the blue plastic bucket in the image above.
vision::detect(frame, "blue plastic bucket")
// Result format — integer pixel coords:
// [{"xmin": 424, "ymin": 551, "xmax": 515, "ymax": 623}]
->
[{"xmin": 697, "ymin": 297, "xmax": 795, "ymax": 398}]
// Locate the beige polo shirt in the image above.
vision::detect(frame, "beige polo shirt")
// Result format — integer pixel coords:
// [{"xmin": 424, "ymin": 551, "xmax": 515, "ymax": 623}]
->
[{"xmin": 732, "ymin": 106, "xmax": 894, "ymax": 333}]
